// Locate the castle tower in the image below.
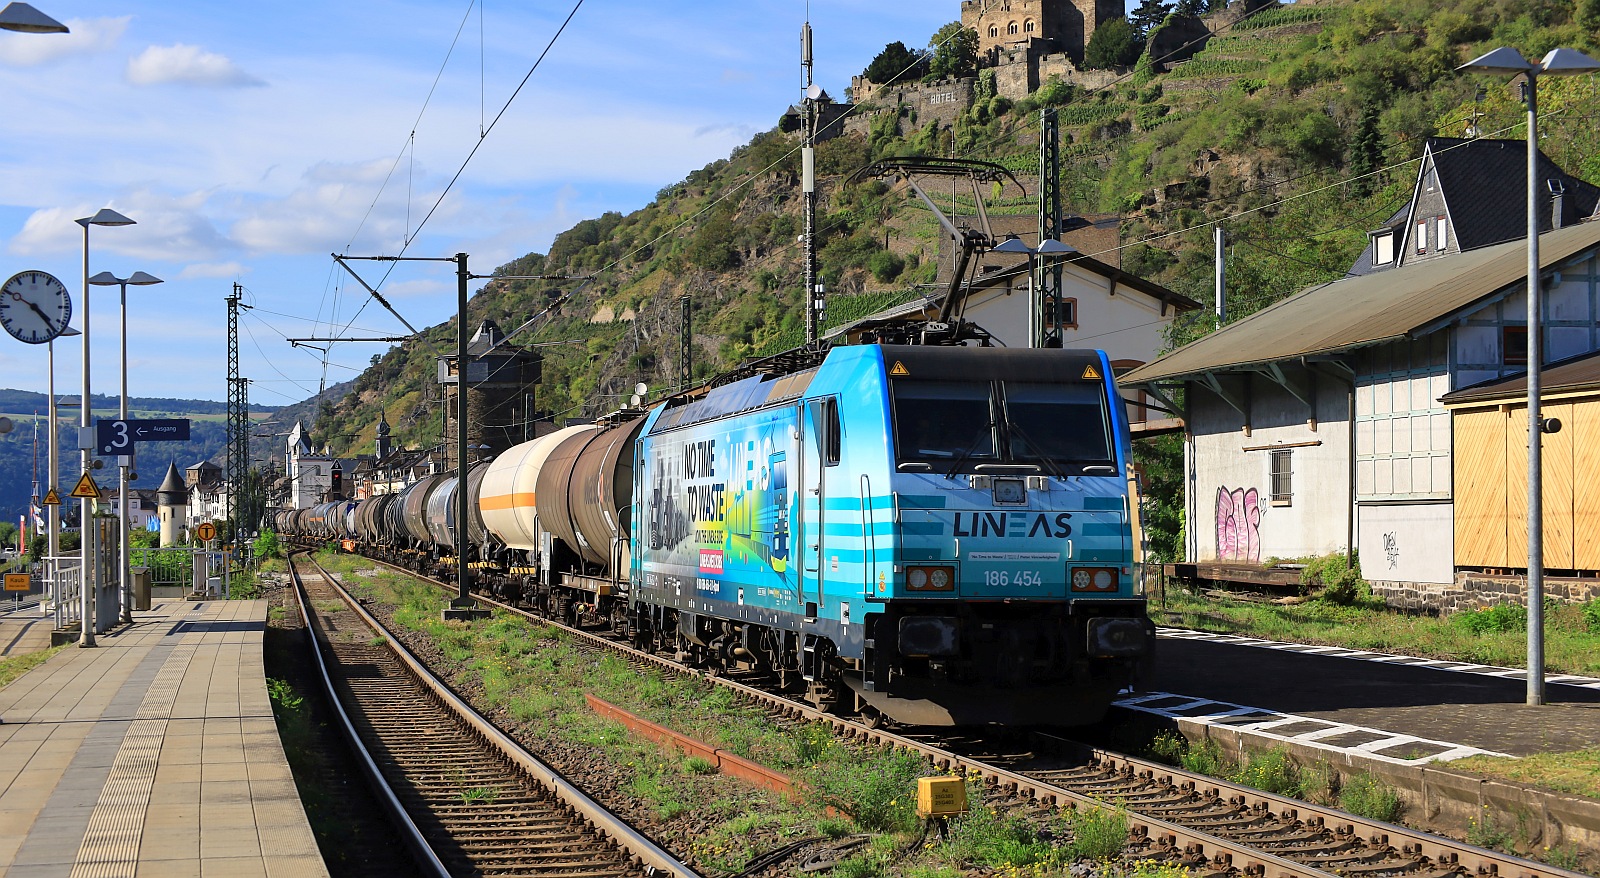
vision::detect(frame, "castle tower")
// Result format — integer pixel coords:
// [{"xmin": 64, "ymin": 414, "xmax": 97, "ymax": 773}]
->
[
  {"xmin": 960, "ymin": 0, "xmax": 1122, "ymax": 68},
  {"xmin": 157, "ymin": 462, "xmax": 186, "ymax": 548},
  {"xmin": 437, "ymin": 320, "xmax": 541, "ymax": 467}
]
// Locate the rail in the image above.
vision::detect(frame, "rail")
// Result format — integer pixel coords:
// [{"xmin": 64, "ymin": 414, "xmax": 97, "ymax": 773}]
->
[
  {"xmin": 345, "ymin": 549, "xmax": 1590, "ymax": 878},
  {"xmin": 295, "ymin": 552, "xmax": 703, "ymax": 878},
  {"xmin": 286, "ymin": 556, "xmax": 451, "ymax": 877}
]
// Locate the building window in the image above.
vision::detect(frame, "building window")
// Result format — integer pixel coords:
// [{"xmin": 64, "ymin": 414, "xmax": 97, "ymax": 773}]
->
[
  {"xmin": 1436, "ymin": 216, "xmax": 1447, "ymax": 251},
  {"xmin": 1503, "ymin": 326, "xmax": 1528, "ymax": 366},
  {"xmin": 1008, "ymin": 21, "xmax": 1019, "ymax": 35},
  {"xmin": 1025, "ymin": 19, "xmax": 1035, "ymax": 32},
  {"xmin": 1415, "ymin": 220, "xmax": 1427, "ymax": 254},
  {"xmin": 1269, "ymin": 450, "xmax": 1293, "ymax": 506},
  {"xmin": 1043, "ymin": 297, "xmax": 1077, "ymax": 331},
  {"xmin": 1374, "ymin": 232, "xmax": 1394, "ymax": 265},
  {"xmin": 989, "ymin": 25, "xmax": 999, "ymax": 37}
]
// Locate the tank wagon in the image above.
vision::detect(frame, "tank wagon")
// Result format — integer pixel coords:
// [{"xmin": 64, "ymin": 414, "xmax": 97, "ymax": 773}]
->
[{"xmin": 277, "ymin": 344, "xmax": 1152, "ymax": 726}]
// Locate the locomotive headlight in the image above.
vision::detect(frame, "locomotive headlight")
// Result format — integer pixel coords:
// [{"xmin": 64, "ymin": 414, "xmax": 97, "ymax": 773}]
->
[
  {"xmin": 1071, "ymin": 567, "xmax": 1120, "ymax": 593},
  {"xmin": 905, "ymin": 565, "xmax": 956, "ymax": 592}
]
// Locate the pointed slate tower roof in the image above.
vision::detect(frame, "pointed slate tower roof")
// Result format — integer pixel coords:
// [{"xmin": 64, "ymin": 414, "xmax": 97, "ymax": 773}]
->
[{"xmin": 157, "ymin": 462, "xmax": 186, "ymax": 506}]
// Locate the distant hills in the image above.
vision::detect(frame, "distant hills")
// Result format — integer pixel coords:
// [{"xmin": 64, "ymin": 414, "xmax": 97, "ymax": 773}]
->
[{"xmin": 0, "ymin": 390, "xmax": 282, "ymax": 526}]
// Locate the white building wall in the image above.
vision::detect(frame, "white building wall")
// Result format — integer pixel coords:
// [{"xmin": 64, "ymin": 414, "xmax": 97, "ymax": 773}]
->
[
  {"xmin": 963, "ymin": 264, "xmax": 1176, "ymax": 366},
  {"xmin": 1187, "ymin": 374, "xmax": 1352, "ymax": 564},
  {"xmin": 1357, "ymin": 502, "xmax": 1454, "ymax": 584}
]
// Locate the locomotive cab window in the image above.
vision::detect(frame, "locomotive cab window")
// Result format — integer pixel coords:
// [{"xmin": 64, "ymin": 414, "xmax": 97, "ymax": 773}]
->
[
  {"xmin": 891, "ymin": 381, "xmax": 996, "ymax": 470},
  {"xmin": 891, "ymin": 377, "xmax": 1113, "ymax": 476},
  {"xmin": 1002, "ymin": 381, "xmax": 1113, "ymax": 471}
]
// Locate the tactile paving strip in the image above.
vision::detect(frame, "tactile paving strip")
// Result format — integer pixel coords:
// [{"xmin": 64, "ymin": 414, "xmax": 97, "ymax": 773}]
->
[
  {"xmin": 68, "ymin": 642, "xmax": 197, "ymax": 877},
  {"xmin": 1155, "ymin": 627, "xmax": 1600, "ymax": 689},
  {"xmin": 1114, "ymin": 689, "xmax": 1514, "ymax": 764}
]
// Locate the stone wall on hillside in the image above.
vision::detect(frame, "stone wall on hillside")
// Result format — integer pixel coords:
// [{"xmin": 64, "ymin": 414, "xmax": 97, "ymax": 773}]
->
[{"xmin": 845, "ymin": 77, "xmax": 976, "ymax": 138}]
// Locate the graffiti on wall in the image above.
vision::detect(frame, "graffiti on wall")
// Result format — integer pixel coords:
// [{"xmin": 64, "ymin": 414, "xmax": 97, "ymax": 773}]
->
[{"xmin": 1216, "ymin": 487, "xmax": 1262, "ymax": 563}]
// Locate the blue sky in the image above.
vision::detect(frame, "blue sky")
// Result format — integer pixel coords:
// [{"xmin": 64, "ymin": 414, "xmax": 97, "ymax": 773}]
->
[{"xmin": 0, "ymin": 1, "xmax": 1112, "ymax": 405}]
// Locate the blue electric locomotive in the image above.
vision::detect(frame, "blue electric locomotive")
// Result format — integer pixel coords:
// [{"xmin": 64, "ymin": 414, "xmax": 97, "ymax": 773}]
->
[{"xmin": 629, "ymin": 343, "xmax": 1151, "ymax": 725}]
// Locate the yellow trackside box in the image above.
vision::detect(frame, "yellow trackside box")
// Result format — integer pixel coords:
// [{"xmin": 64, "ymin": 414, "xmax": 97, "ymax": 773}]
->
[{"xmin": 916, "ymin": 776, "xmax": 968, "ymax": 818}]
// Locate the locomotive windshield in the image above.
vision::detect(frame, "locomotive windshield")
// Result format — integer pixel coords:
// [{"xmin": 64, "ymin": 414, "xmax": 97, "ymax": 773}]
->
[
  {"xmin": 1002, "ymin": 382, "xmax": 1112, "ymax": 465},
  {"xmin": 891, "ymin": 378, "xmax": 1113, "ymax": 475},
  {"xmin": 891, "ymin": 381, "xmax": 996, "ymax": 465}
]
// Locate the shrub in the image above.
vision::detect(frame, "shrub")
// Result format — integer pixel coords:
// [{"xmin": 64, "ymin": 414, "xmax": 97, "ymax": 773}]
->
[
  {"xmin": 866, "ymin": 250, "xmax": 906, "ymax": 283},
  {"xmin": 1582, "ymin": 600, "xmax": 1600, "ymax": 633},
  {"xmin": 1339, "ymin": 772, "xmax": 1404, "ymax": 822},
  {"xmin": 1302, "ymin": 553, "xmax": 1369, "ymax": 605},
  {"xmin": 1231, "ymin": 748, "xmax": 1302, "ymax": 797},
  {"xmin": 1453, "ymin": 603, "xmax": 1526, "ymax": 635}
]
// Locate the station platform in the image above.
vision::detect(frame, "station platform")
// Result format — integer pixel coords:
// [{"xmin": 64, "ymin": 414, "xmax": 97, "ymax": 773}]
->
[
  {"xmin": 1125, "ymin": 626, "xmax": 1600, "ymax": 764},
  {"xmin": 0, "ymin": 598, "xmax": 328, "ymax": 877},
  {"xmin": 0, "ymin": 597, "xmax": 52, "ymax": 658}
]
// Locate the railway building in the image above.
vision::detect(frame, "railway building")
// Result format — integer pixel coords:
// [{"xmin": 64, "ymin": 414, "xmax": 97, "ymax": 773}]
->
[{"xmin": 1121, "ymin": 138, "xmax": 1600, "ymax": 612}]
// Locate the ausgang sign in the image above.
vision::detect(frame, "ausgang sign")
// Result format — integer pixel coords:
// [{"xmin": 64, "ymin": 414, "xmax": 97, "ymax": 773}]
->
[{"xmin": 96, "ymin": 418, "xmax": 190, "ymax": 455}]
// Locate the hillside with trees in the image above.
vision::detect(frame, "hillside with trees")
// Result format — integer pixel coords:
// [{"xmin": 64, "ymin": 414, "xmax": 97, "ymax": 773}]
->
[{"xmin": 300, "ymin": 0, "xmax": 1600, "ymax": 561}]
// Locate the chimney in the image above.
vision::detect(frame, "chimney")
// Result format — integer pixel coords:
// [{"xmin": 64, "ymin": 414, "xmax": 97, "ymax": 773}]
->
[{"xmin": 1549, "ymin": 179, "xmax": 1566, "ymax": 230}]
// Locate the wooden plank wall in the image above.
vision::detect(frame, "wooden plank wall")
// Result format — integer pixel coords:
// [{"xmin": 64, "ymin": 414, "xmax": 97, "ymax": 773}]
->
[
  {"xmin": 1453, "ymin": 409, "xmax": 1506, "ymax": 567},
  {"xmin": 1454, "ymin": 397, "xmax": 1599, "ymax": 569}
]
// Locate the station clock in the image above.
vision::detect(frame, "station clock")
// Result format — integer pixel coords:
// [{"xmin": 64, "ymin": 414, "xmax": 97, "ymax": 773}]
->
[{"xmin": 0, "ymin": 270, "xmax": 72, "ymax": 344}]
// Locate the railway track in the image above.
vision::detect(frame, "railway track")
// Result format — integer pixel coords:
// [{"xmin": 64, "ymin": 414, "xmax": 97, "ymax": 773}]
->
[
  {"xmin": 332, "ymin": 549, "xmax": 1590, "ymax": 878},
  {"xmin": 288, "ymin": 553, "xmax": 701, "ymax": 878}
]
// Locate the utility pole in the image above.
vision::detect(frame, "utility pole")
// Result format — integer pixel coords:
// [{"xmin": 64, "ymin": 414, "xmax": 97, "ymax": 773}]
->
[
  {"xmin": 1037, "ymin": 108, "xmax": 1063, "ymax": 349},
  {"xmin": 226, "ymin": 284, "xmax": 248, "ymax": 545},
  {"xmin": 1214, "ymin": 227, "xmax": 1227, "ymax": 322},
  {"xmin": 680, "ymin": 296, "xmax": 692, "ymax": 390},
  {"xmin": 801, "ymin": 21, "xmax": 823, "ymax": 345}
]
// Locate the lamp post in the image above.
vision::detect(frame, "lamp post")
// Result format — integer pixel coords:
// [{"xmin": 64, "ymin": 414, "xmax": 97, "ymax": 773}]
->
[
  {"xmin": 1458, "ymin": 47, "xmax": 1600, "ymax": 706},
  {"xmin": 0, "ymin": 2, "xmax": 67, "ymax": 32},
  {"xmin": 46, "ymin": 325, "xmax": 80, "ymax": 627},
  {"xmin": 89, "ymin": 270, "xmax": 161, "ymax": 624},
  {"xmin": 991, "ymin": 235, "xmax": 1078, "ymax": 348},
  {"xmin": 74, "ymin": 208, "xmax": 135, "ymax": 647}
]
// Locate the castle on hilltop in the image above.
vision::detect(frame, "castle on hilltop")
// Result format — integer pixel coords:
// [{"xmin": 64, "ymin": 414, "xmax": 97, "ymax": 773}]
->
[{"xmin": 960, "ymin": 0, "xmax": 1122, "ymax": 69}]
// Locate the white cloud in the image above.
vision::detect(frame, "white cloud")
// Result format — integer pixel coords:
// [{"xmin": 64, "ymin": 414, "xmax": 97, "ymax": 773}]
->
[
  {"xmin": 0, "ymin": 16, "xmax": 128, "ymax": 67},
  {"xmin": 126, "ymin": 44, "xmax": 264, "ymax": 87},
  {"xmin": 9, "ymin": 193, "xmax": 233, "ymax": 263},
  {"xmin": 178, "ymin": 261, "xmax": 249, "ymax": 280}
]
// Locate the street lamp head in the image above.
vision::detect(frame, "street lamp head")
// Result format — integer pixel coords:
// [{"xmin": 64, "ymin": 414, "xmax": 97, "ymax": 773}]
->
[
  {"xmin": 75, "ymin": 208, "xmax": 136, "ymax": 228},
  {"xmin": 1538, "ymin": 47, "xmax": 1600, "ymax": 76},
  {"xmin": 88, "ymin": 270, "xmax": 162, "ymax": 287},
  {"xmin": 1036, "ymin": 238, "xmax": 1078, "ymax": 256},
  {"xmin": 991, "ymin": 235, "xmax": 1033, "ymax": 254},
  {"xmin": 0, "ymin": 2, "xmax": 68, "ymax": 33},
  {"xmin": 1458, "ymin": 46, "xmax": 1535, "ymax": 75}
]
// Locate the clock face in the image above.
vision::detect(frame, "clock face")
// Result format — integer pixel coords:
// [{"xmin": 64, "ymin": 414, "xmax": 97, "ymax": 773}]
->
[{"xmin": 0, "ymin": 271, "xmax": 72, "ymax": 345}]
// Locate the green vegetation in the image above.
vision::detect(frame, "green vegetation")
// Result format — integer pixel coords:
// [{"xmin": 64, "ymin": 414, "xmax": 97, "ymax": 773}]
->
[
  {"xmin": 1339, "ymin": 772, "xmax": 1405, "ymax": 822},
  {"xmin": 1155, "ymin": 586, "xmax": 1600, "ymax": 676},
  {"xmin": 316, "ymin": 553, "xmax": 1152, "ymax": 875},
  {"xmin": 0, "ymin": 644, "xmax": 65, "ymax": 690}
]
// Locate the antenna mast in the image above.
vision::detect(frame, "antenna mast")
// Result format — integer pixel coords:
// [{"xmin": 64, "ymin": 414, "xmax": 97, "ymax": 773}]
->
[{"xmin": 802, "ymin": 21, "xmax": 823, "ymax": 345}]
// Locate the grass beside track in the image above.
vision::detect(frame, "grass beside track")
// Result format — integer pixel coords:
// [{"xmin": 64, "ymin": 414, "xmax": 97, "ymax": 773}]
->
[
  {"xmin": 1150, "ymin": 586, "xmax": 1600, "ymax": 827},
  {"xmin": 0, "ymin": 644, "xmax": 65, "ymax": 690},
  {"xmin": 312, "ymin": 549, "xmax": 1189, "ymax": 878}
]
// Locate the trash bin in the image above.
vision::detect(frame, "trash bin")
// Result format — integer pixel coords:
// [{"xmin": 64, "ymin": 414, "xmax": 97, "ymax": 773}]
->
[{"xmin": 130, "ymin": 566, "xmax": 151, "ymax": 611}]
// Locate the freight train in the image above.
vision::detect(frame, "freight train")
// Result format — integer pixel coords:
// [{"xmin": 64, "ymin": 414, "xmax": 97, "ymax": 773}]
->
[{"xmin": 277, "ymin": 343, "xmax": 1154, "ymax": 726}]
